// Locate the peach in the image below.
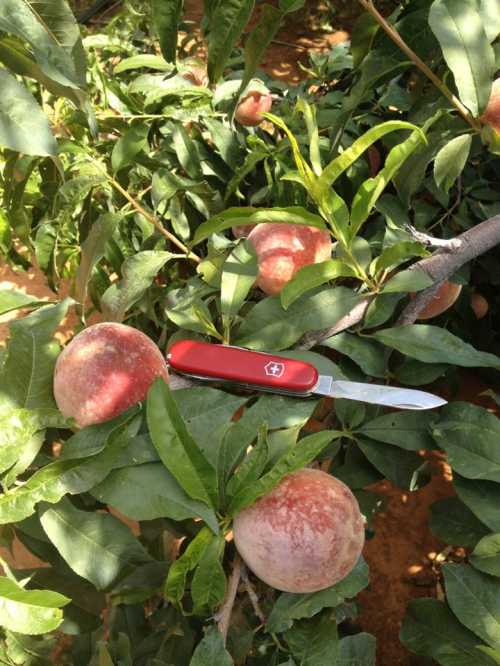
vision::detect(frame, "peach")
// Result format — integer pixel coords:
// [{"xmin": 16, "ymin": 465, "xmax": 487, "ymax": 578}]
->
[
  {"xmin": 180, "ymin": 66, "xmax": 209, "ymax": 87},
  {"xmin": 235, "ymin": 91, "xmax": 273, "ymax": 127},
  {"xmin": 471, "ymin": 292, "xmax": 489, "ymax": 319},
  {"xmin": 232, "ymin": 223, "xmax": 256, "ymax": 239},
  {"xmin": 54, "ymin": 322, "xmax": 168, "ymax": 427},
  {"xmin": 246, "ymin": 223, "xmax": 332, "ymax": 295},
  {"xmin": 415, "ymin": 280, "xmax": 462, "ymax": 320},
  {"xmin": 233, "ymin": 468, "xmax": 365, "ymax": 593},
  {"xmin": 481, "ymin": 78, "xmax": 500, "ymax": 133}
]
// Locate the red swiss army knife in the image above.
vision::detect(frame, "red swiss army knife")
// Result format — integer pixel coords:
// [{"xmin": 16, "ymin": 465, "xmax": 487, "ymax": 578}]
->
[{"xmin": 167, "ymin": 340, "xmax": 446, "ymax": 410}]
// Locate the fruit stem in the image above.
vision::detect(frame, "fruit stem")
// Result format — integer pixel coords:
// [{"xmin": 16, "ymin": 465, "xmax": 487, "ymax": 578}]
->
[{"xmin": 357, "ymin": 0, "xmax": 482, "ymax": 132}]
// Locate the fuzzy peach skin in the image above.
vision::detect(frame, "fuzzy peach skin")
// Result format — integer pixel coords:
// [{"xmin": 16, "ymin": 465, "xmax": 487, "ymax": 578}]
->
[
  {"xmin": 232, "ymin": 223, "xmax": 257, "ymax": 239},
  {"xmin": 481, "ymin": 78, "xmax": 500, "ymax": 133},
  {"xmin": 471, "ymin": 292, "xmax": 489, "ymax": 320},
  {"xmin": 54, "ymin": 322, "xmax": 168, "ymax": 427},
  {"xmin": 180, "ymin": 66, "xmax": 209, "ymax": 87},
  {"xmin": 235, "ymin": 91, "xmax": 273, "ymax": 126},
  {"xmin": 414, "ymin": 280, "xmax": 462, "ymax": 320},
  {"xmin": 246, "ymin": 223, "xmax": 332, "ymax": 295},
  {"xmin": 233, "ymin": 468, "xmax": 365, "ymax": 593}
]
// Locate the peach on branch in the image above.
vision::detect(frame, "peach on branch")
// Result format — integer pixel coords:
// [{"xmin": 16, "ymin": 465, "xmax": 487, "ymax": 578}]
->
[
  {"xmin": 180, "ymin": 65, "xmax": 209, "ymax": 87},
  {"xmin": 481, "ymin": 78, "xmax": 500, "ymax": 134},
  {"xmin": 233, "ymin": 468, "xmax": 365, "ymax": 593},
  {"xmin": 471, "ymin": 292, "xmax": 489, "ymax": 319},
  {"xmin": 235, "ymin": 90, "xmax": 273, "ymax": 127},
  {"xmin": 415, "ymin": 279, "xmax": 462, "ymax": 320},
  {"xmin": 54, "ymin": 322, "xmax": 168, "ymax": 428},
  {"xmin": 246, "ymin": 223, "xmax": 332, "ymax": 295}
]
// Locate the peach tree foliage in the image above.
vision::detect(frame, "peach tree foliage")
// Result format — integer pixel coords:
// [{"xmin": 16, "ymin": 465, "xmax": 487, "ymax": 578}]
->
[{"xmin": 0, "ymin": 0, "xmax": 499, "ymax": 664}]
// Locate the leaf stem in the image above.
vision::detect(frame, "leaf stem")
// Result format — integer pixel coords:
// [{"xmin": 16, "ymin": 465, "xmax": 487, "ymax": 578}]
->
[{"xmin": 357, "ymin": 0, "xmax": 482, "ymax": 131}]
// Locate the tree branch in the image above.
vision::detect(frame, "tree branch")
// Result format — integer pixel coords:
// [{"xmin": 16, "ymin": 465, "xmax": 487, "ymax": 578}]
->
[
  {"xmin": 297, "ymin": 215, "xmax": 500, "ymax": 348},
  {"xmin": 216, "ymin": 553, "xmax": 242, "ymax": 645},
  {"xmin": 240, "ymin": 562, "xmax": 266, "ymax": 625},
  {"xmin": 396, "ymin": 215, "xmax": 500, "ymax": 325}
]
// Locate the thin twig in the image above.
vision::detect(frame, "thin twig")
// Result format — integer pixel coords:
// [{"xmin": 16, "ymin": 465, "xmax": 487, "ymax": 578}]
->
[
  {"xmin": 91, "ymin": 161, "xmax": 201, "ymax": 262},
  {"xmin": 357, "ymin": 0, "xmax": 481, "ymax": 131},
  {"xmin": 240, "ymin": 563, "xmax": 266, "ymax": 624},
  {"xmin": 404, "ymin": 225, "xmax": 463, "ymax": 250},
  {"xmin": 216, "ymin": 553, "xmax": 242, "ymax": 645}
]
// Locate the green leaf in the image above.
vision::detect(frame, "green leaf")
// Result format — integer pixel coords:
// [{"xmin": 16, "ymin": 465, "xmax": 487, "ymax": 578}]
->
[
  {"xmin": 172, "ymin": 122, "xmax": 203, "ymax": 180},
  {"xmin": 432, "ymin": 403, "xmax": 500, "ymax": 482},
  {"xmin": 238, "ymin": 4, "xmax": 284, "ymax": 99},
  {"xmin": 218, "ymin": 394, "xmax": 317, "ymax": 483},
  {"xmin": 0, "ymin": 0, "xmax": 85, "ymax": 89},
  {"xmin": 280, "ymin": 260, "xmax": 355, "ymax": 311},
  {"xmin": 236, "ymin": 287, "xmax": 364, "ymax": 351},
  {"xmin": 225, "ymin": 424, "xmax": 269, "ymax": 502},
  {"xmin": 207, "ymin": 0, "xmax": 255, "ymax": 83},
  {"xmin": 443, "ymin": 563, "xmax": 500, "ymax": 649},
  {"xmin": 191, "ymin": 535, "xmax": 226, "ymax": 614},
  {"xmin": 151, "ymin": 0, "xmax": 183, "ymax": 63},
  {"xmin": 350, "ymin": 129, "xmax": 426, "ymax": 238},
  {"xmin": 74, "ymin": 213, "xmax": 121, "ymax": 315},
  {"xmin": 111, "ymin": 123, "xmax": 149, "ymax": 173},
  {"xmin": 92, "ymin": 463, "xmax": 219, "ymax": 533},
  {"xmin": 454, "ymin": 475, "xmax": 500, "ymax": 533},
  {"xmin": 114, "ymin": 54, "xmax": 172, "ymax": 72},
  {"xmin": 164, "ymin": 526, "xmax": 213, "ymax": 607},
  {"xmin": 227, "ymin": 430, "xmax": 341, "ymax": 516},
  {"xmin": 357, "ymin": 410, "xmax": 437, "ymax": 451},
  {"xmin": 0, "ymin": 410, "xmax": 138, "ymax": 525},
  {"xmin": 382, "ymin": 267, "xmax": 435, "ymax": 293},
  {"xmin": 190, "ymin": 625, "xmax": 234, "ymax": 666},
  {"xmin": 193, "ymin": 206, "xmax": 326, "ymax": 245},
  {"xmin": 266, "ymin": 557, "xmax": 368, "ymax": 633},
  {"xmin": 372, "ymin": 325, "xmax": 500, "ymax": 368},
  {"xmin": 101, "ymin": 251, "xmax": 175, "ymax": 322},
  {"xmin": 363, "ymin": 292, "xmax": 403, "ymax": 328},
  {"xmin": 0, "ymin": 299, "xmax": 71, "ymax": 411},
  {"xmin": 394, "ymin": 359, "xmax": 448, "ymax": 386},
  {"xmin": 337, "ymin": 633, "xmax": 376, "ymax": 666},
  {"xmin": 356, "ymin": 437, "xmax": 424, "ymax": 490},
  {"xmin": 0, "ymin": 577, "xmax": 69, "ymax": 635},
  {"xmin": 471, "ymin": 535, "xmax": 500, "ymax": 578},
  {"xmin": 429, "ymin": 0, "xmax": 495, "ymax": 115},
  {"xmin": 0, "ymin": 69, "xmax": 57, "ymax": 156},
  {"xmin": 479, "ymin": 0, "xmax": 500, "ymax": 42},
  {"xmin": 322, "ymin": 332, "xmax": 386, "ymax": 377},
  {"xmin": 147, "ymin": 378, "xmax": 217, "ymax": 509},
  {"xmin": 284, "ymin": 612, "xmax": 338, "ymax": 666},
  {"xmin": 39, "ymin": 497, "xmax": 152, "ymax": 591},
  {"xmin": 221, "ymin": 240, "xmax": 258, "ymax": 322},
  {"xmin": 372, "ymin": 241, "xmax": 428, "ymax": 276},
  {"xmin": 434, "ymin": 134, "xmax": 472, "ymax": 192},
  {"xmin": 0, "ymin": 288, "xmax": 44, "ymax": 316},
  {"xmin": 400, "ymin": 598, "xmax": 498, "ymax": 666},
  {"xmin": 279, "ymin": 0, "xmax": 305, "ymax": 11},
  {"xmin": 430, "ymin": 497, "xmax": 489, "ymax": 549},
  {"xmin": 317, "ymin": 121, "xmax": 423, "ymax": 191}
]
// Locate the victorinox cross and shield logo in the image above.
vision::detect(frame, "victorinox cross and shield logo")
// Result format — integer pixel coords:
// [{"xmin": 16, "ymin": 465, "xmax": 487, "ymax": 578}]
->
[{"xmin": 264, "ymin": 361, "xmax": 285, "ymax": 378}]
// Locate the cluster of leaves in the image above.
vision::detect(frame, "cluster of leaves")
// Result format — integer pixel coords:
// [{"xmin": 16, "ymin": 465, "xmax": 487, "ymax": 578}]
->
[{"xmin": 0, "ymin": 0, "xmax": 499, "ymax": 663}]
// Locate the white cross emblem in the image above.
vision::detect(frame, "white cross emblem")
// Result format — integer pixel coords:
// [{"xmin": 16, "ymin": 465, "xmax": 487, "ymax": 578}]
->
[{"xmin": 264, "ymin": 361, "xmax": 285, "ymax": 378}]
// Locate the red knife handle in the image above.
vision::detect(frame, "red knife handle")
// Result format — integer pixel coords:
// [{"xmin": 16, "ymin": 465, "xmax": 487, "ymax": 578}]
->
[{"xmin": 167, "ymin": 340, "xmax": 318, "ymax": 395}]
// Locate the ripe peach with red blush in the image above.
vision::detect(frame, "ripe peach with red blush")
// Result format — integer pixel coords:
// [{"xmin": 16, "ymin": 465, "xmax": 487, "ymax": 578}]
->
[
  {"xmin": 246, "ymin": 223, "xmax": 332, "ymax": 295},
  {"xmin": 471, "ymin": 292, "xmax": 489, "ymax": 319},
  {"xmin": 54, "ymin": 322, "xmax": 168, "ymax": 427},
  {"xmin": 235, "ymin": 91, "xmax": 273, "ymax": 127},
  {"xmin": 233, "ymin": 468, "xmax": 365, "ymax": 593},
  {"xmin": 481, "ymin": 78, "xmax": 500, "ymax": 134},
  {"xmin": 414, "ymin": 280, "xmax": 462, "ymax": 320},
  {"xmin": 232, "ymin": 223, "xmax": 256, "ymax": 239},
  {"xmin": 180, "ymin": 66, "xmax": 209, "ymax": 87}
]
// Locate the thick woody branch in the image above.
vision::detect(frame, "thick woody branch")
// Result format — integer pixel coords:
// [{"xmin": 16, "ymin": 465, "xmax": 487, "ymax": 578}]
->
[
  {"xmin": 396, "ymin": 215, "xmax": 500, "ymax": 325},
  {"xmin": 298, "ymin": 215, "xmax": 500, "ymax": 348}
]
